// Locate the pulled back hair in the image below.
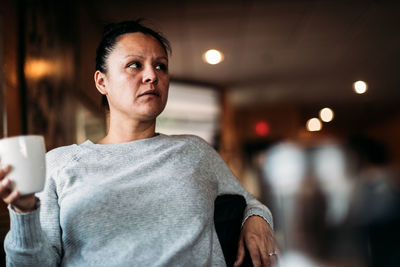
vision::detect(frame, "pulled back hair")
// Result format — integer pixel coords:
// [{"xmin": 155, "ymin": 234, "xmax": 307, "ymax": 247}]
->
[
  {"xmin": 96, "ymin": 19, "xmax": 171, "ymax": 73},
  {"xmin": 95, "ymin": 19, "xmax": 171, "ymax": 108}
]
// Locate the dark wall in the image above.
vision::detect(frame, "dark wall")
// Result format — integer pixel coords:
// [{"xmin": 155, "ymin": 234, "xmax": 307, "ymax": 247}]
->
[
  {"xmin": 22, "ymin": 0, "xmax": 78, "ymax": 150},
  {"xmin": 1, "ymin": 0, "xmax": 79, "ymax": 264}
]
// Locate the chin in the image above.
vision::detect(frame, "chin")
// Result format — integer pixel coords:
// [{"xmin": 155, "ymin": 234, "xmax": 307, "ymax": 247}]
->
[
  {"xmin": 140, "ymin": 109, "xmax": 164, "ymax": 121},
  {"xmin": 146, "ymin": 105, "xmax": 166, "ymax": 117}
]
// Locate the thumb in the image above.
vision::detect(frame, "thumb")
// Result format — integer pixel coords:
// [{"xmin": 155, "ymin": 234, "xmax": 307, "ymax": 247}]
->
[{"xmin": 234, "ymin": 236, "xmax": 245, "ymax": 267}]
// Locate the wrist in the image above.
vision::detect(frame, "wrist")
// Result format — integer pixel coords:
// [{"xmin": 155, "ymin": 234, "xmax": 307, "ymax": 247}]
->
[{"xmin": 12, "ymin": 197, "xmax": 40, "ymax": 213}]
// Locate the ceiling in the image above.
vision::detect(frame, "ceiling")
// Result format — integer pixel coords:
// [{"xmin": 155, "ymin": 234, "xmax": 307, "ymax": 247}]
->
[{"xmin": 85, "ymin": 0, "xmax": 400, "ymax": 117}]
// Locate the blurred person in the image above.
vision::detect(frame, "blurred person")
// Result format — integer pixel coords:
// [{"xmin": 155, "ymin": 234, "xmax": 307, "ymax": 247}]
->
[
  {"xmin": 0, "ymin": 20, "xmax": 279, "ymax": 266},
  {"xmin": 293, "ymin": 172, "xmax": 327, "ymax": 259},
  {"xmin": 262, "ymin": 142, "xmax": 307, "ymax": 250},
  {"xmin": 312, "ymin": 144, "xmax": 354, "ymax": 226},
  {"xmin": 263, "ymin": 142, "xmax": 365, "ymax": 266},
  {"xmin": 347, "ymin": 135, "xmax": 400, "ymax": 267},
  {"xmin": 293, "ymin": 169, "xmax": 363, "ymax": 266}
]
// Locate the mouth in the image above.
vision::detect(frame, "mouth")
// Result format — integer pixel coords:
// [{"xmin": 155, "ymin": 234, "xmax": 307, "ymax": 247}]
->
[{"xmin": 138, "ymin": 89, "xmax": 160, "ymax": 97}]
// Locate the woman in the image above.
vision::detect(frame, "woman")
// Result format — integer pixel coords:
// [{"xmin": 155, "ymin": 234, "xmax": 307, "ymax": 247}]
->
[{"xmin": 1, "ymin": 20, "xmax": 278, "ymax": 266}]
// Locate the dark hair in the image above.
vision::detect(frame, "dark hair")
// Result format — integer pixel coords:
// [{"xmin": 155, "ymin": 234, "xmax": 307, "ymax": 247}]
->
[
  {"xmin": 96, "ymin": 19, "xmax": 171, "ymax": 73},
  {"xmin": 95, "ymin": 19, "xmax": 171, "ymax": 109}
]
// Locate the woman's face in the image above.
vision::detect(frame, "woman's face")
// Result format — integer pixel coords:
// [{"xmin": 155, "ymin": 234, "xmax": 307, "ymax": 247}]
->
[{"xmin": 97, "ymin": 32, "xmax": 170, "ymax": 123}]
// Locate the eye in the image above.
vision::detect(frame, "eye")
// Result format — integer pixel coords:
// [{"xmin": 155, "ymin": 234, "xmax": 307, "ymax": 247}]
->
[
  {"xmin": 155, "ymin": 63, "xmax": 168, "ymax": 71},
  {"xmin": 128, "ymin": 62, "xmax": 142, "ymax": 69}
]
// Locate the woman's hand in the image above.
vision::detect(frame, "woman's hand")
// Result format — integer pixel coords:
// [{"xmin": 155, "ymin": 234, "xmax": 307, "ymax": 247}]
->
[
  {"xmin": 0, "ymin": 165, "xmax": 36, "ymax": 213},
  {"xmin": 234, "ymin": 215, "xmax": 279, "ymax": 267}
]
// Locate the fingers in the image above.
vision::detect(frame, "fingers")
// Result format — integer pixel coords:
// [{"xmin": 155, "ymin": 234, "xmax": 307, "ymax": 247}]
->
[
  {"xmin": 263, "ymin": 249, "xmax": 279, "ymax": 267},
  {"xmin": 0, "ymin": 165, "xmax": 20, "ymax": 205},
  {"xmin": 0, "ymin": 165, "xmax": 11, "ymax": 179},
  {"xmin": 268, "ymin": 251, "xmax": 280, "ymax": 267},
  {"xmin": 0, "ymin": 165, "xmax": 36, "ymax": 212},
  {"xmin": 1, "ymin": 179, "xmax": 21, "ymax": 205},
  {"xmin": 246, "ymin": 235, "xmax": 262, "ymax": 267},
  {"xmin": 0, "ymin": 177, "xmax": 11, "ymax": 198},
  {"xmin": 260, "ymin": 247, "xmax": 271, "ymax": 267},
  {"xmin": 246, "ymin": 237, "xmax": 280, "ymax": 267},
  {"xmin": 251, "ymin": 240, "xmax": 278, "ymax": 267},
  {"xmin": 262, "ymin": 224, "xmax": 280, "ymax": 267},
  {"xmin": 234, "ymin": 236, "xmax": 245, "ymax": 267},
  {"xmin": 263, "ymin": 239, "xmax": 280, "ymax": 267},
  {"xmin": 243, "ymin": 221, "xmax": 279, "ymax": 266},
  {"xmin": 4, "ymin": 190, "xmax": 21, "ymax": 204},
  {"xmin": 0, "ymin": 165, "xmax": 12, "ymax": 200}
]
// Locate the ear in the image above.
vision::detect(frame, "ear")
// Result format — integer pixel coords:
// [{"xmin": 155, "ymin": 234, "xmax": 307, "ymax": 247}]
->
[{"xmin": 94, "ymin": 70, "xmax": 108, "ymax": 95}]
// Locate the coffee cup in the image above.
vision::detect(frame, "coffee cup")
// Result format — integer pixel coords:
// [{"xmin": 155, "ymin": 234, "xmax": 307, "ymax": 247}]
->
[{"xmin": 0, "ymin": 135, "xmax": 46, "ymax": 195}]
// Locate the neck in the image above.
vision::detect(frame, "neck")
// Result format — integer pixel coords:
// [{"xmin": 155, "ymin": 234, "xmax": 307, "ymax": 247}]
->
[{"xmin": 98, "ymin": 113, "xmax": 157, "ymax": 144}]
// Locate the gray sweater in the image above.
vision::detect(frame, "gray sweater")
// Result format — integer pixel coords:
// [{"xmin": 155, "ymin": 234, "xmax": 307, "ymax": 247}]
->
[{"xmin": 4, "ymin": 134, "xmax": 273, "ymax": 266}]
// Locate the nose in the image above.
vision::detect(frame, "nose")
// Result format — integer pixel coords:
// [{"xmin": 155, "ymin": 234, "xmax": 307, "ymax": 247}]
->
[{"xmin": 142, "ymin": 66, "xmax": 158, "ymax": 84}]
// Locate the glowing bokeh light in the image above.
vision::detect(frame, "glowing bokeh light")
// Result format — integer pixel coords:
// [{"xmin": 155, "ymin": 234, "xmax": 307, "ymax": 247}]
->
[
  {"xmin": 255, "ymin": 121, "xmax": 270, "ymax": 137},
  {"xmin": 306, "ymin": 118, "xmax": 322, "ymax": 132},
  {"xmin": 203, "ymin": 49, "xmax": 224, "ymax": 65},
  {"xmin": 319, "ymin": 107, "xmax": 334, "ymax": 122},
  {"xmin": 353, "ymin": 80, "xmax": 367, "ymax": 94},
  {"xmin": 24, "ymin": 58, "xmax": 53, "ymax": 79}
]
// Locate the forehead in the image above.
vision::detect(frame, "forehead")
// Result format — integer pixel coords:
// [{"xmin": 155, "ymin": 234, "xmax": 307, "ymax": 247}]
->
[{"xmin": 112, "ymin": 32, "xmax": 167, "ymax": 57}]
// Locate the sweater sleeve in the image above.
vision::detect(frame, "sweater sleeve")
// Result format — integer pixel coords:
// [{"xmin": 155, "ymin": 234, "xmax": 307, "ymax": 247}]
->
[
  {"xmin": 4, "ymin": 156, "xmax": 64, "ymax": 266},
  {"xmin": 192, "ymin": 136, "xmax": 274, "ymax": 229}
]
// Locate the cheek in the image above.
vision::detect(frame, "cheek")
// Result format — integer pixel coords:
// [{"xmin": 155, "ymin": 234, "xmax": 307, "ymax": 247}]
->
[
  {"xmin": 110, "ymin": 74, "xmax": 141, "ymax": 95},
  {"xmin": 162, "ymin": 83, "xmax": 169, "ymax": 104},
  {"xmin": 160, "ymin": 76, "xmax": 170, "ymax": 93}
]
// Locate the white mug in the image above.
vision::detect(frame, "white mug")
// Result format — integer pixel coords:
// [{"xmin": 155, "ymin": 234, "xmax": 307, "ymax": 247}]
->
[{"xmin": 0, "ymin": 135, "xmax": 46, "ymax": 195}]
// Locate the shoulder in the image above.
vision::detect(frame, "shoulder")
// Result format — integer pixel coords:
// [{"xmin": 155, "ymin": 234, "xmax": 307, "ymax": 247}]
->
[
  {"xmin": 46, "ymin": 143, "xmax": 81, "ymax": 160},
  {"xmin": 165, "ymin": 134, "xmax": 214, "ymax": 150},
  {"xmin": 163, "ymin": 134, "xmax": 219, "ymax": 160},
  {"xmin": 46, "ymin": 143, "xmax": 82, "ymax": 175}
]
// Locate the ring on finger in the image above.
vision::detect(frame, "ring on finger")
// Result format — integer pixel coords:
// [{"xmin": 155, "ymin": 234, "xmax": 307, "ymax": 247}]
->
[{"xmin": 268, "ymin": 251, "xmax": 278, "ymax": 256}]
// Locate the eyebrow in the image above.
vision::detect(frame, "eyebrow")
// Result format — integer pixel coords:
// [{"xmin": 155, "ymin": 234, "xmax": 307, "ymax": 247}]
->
[{"xmin": 124, "ymin": 55, "xmax": 168, "ymax": 61}]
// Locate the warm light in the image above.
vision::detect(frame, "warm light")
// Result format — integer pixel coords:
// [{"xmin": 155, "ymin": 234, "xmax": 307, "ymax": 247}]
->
[
  {"xmin": 353, "ymin": 80, "xmax": 367, "ymax": 94},
  {"xmin": 306, "ymin": 118, "xmax": 322, "ymax": 132},
  {"xmin": 319, "ymin": 107, "xmax": 334, "ymax": 122},
  {"xmin": 255, "ymin": 121, "xmax": 270, "ymax": 137},
  {"xmin": 24, "ymin": 58, "xmax": 53, "ymax": 79},
  {"xmin": 203, "ymin": 49, "xmax": 224, "ymax": 65}
]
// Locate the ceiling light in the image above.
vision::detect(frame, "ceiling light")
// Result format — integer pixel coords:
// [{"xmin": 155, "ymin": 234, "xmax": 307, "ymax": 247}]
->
[
  {"xmin": 319, "ymin": 107, "xmax": 334, "ymax": 122},
  {"xmin": 306, "ymin": 118, "xmax": 322, "ymax": 132},
  {"xmin": 203, "ymin": 49, "xmax": 224, "ymax": 65},
  {"xmin": 353, "ymin": 80, "xmax": 367, "ymax": 94}
]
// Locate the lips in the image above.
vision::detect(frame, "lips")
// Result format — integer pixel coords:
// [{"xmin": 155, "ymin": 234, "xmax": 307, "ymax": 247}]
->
[{"xmin": 138, "ymin": 89, "xmax": 160, "ymax": 97}]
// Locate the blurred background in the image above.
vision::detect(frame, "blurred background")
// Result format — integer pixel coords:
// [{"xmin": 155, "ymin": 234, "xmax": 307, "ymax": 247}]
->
[{"xmin": 1, "ymin": 0, "xmax": 399, "ymax": 266}]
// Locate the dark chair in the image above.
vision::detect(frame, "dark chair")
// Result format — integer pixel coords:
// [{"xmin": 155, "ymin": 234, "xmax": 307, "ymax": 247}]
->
[{"xmin": 214, "ymin": 194, "xmax": 253, "ymax": 267}]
